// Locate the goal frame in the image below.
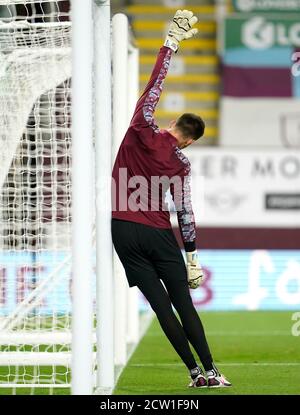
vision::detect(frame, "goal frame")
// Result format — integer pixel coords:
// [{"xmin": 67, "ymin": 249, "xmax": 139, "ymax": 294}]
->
[
  {"xmin": 0, "ymin": 0, "xmax": 143, "ymax": 395},
  {"xmin": 73, "ymin": 0, "xmax": 143, "ymax": 395}
]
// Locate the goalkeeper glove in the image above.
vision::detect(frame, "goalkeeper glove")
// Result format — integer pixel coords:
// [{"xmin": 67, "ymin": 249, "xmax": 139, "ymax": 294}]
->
[
  {"xmin": 186, "ymin": 250, "xmax": 204, "ymax": 289},
  {"xmin": 164, "ymin": 9, "xmax": 198, "ymax": 52}
]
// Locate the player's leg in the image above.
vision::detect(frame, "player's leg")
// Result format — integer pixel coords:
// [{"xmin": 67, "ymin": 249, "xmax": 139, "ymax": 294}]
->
[
  {"xmin": 164, "ymin": 278, "xmax": 213, "ymax": 367},
  {"xmin": 111, "ymin": 219, "xmax": 206, "ymax": 386},
  {"xmin": 149, "ymin": 228, "xmax": 231, "ymax": 387},
  {"xmin": 135, "ymin": 276, "xmax": 205, "ymax": 375},
  {"xmin": 163, "ymin": 278, "xmax": 231, "ymax": 387}
]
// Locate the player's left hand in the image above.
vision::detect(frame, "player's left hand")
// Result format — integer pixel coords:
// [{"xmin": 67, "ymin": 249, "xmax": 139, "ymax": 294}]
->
[
  {"xmin": 186, "ymin": 250, "xmax": 204, "ymax": 289},
  {"xmin": 164, "ymin": 9, "xmax": 198, "ymax": 52}
]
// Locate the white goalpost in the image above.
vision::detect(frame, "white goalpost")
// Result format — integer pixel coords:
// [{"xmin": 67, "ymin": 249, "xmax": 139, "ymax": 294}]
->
[
  {"xmin": 71, "ymin": 0, "xmax": 94, "ymax": 395},
  {"xmin": 0, "ymin": 0, "xmax": 73, "ymax": 392},
  {"xmin": 0, "ymin": 0, "xmax": 144, "ymax": 395}
]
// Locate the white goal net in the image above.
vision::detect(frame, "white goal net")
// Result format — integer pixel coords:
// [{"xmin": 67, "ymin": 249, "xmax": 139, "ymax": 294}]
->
[
  {"xmin": 0, "ymin": 0, "xmax": 74, "ymax": 393},
  {"xmin": 0, "ymin": 0, "xmax": 141, "ymax": 395}
]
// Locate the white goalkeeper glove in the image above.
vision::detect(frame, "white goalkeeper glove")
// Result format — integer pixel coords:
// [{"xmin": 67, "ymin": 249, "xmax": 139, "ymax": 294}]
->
[
  {"xmin": 186, "ymin": 250, "xmax": 204, "ymax": 289},
  {"xmin": 164, "ymin": 9, "xmax": 198, "ymax": 52}
]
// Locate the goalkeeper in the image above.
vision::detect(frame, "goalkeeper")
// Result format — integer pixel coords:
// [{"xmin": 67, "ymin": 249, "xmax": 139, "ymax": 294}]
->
[{"xmin": 111, "ymin": 10, "xmax": 231, "ymax": 388}]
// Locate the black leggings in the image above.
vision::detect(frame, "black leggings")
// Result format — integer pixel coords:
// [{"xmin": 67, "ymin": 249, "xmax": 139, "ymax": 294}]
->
[
  {"xmin": 136, "ymin": 276, "xmax": 213, "ymax": 371},
  {"xmin": 111, "ymin": 219, "xmax": 213, "ymax": 371}
]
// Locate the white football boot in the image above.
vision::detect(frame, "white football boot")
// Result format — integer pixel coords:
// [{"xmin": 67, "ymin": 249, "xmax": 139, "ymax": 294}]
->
[{"xmin": 206, "ymin": 369, "xmax": 232, "ymax": 388}]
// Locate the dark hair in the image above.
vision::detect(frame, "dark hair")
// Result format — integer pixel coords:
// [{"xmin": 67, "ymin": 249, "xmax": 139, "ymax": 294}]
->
[{"xmin": 175, "ymin": 113, "xmax": 205, "ymax": 140}]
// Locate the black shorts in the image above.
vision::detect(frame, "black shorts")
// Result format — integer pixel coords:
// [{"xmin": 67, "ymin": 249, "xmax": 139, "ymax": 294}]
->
[{"xmin": 111, "ymin": 219, "xmax": 188, "ymax": 287}]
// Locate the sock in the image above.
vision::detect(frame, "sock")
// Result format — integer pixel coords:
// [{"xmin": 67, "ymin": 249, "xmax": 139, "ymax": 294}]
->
[
  {"xmin": 190, "ymin": 366, "xmax": 203, "ymax": 380},
  {"xmin": 206, "ymin": 362, "xmax": 220, "ymax": 377}
]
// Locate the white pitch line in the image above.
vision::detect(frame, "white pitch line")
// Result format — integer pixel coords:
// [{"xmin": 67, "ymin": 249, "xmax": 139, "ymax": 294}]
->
[
  {"xmin": 130, "ymin": 362, "xmax": 300, "ymax": 367},
  {"xmin": 147, "ymin": 331, "xmax": 295, "ymax": 337},
  {"xmin": 206, "ymin": 331, "xmax": 294, "ymax": 336}
]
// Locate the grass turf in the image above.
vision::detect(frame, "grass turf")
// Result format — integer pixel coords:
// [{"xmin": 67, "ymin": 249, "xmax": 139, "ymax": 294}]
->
[{"xmin": 114, "ymin": 311, "xmax": 300, "ymax": 395}]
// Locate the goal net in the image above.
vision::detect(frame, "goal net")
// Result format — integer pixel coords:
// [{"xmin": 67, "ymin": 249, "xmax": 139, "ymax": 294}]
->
[
  {"xmin": 0, "ymin": 0, "xmax": 142, "ymax": 395},
  {"xmin": 0, "ymin": 0, "xmax": 74, "ymax": 393}
]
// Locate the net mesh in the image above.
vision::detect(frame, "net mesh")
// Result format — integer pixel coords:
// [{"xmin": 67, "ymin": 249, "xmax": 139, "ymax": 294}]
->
[{"xmin": 0, "ymin": 0, "xmax": 74, "ymax": 394}]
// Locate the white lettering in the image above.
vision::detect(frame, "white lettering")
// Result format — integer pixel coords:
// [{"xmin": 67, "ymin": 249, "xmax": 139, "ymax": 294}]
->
[
  {"xmin": 242, "ymin": 17, "xmax": 274, "ymax": 49},
  {"xmin": 276, "ymin": 260, "xmax": 300, "ymax": 305},
  {"xmin": 290, "ymin": 23, "xmax": 300, "ymax": 47},
  {"xmin": 233, "ymin": 251, "xmax": 273, "ymax": 310},
  {"xmin": 243, "ymin": 17, "xmax": 300, "ymax": 50},
  {"xmin": 291, "ymin": 52, "xmax": 300, "ymax": 77},
  {"xmin": 291, "ymin": 312, "xmax": 300, "ymax": 336},
  {"xmin": 128, "ymin": 176, "xmax": 148, "ymax": 212}
]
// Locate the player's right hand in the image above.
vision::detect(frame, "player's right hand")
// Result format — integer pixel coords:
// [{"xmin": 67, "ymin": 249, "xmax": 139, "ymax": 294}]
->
[
  {"xmin": 186, "ymin": 250, "xmax": 204, "ymax": 289},
  {"xmin": 164, "ymin": 10, "xmax": 198, "ymax": 52}
]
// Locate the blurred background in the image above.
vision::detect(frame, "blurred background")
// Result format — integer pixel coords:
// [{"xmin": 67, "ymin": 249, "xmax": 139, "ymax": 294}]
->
[
  {"xmin": 0, "ymin": 0, "xmax": 299, "ymax": 395},
  {"xmin": 112, "ymin": 0, "xmax": 300, "ymax": 312},
  {"xmin": 0, "ymin": 0, "xmax": 299, "ymax": 315}
]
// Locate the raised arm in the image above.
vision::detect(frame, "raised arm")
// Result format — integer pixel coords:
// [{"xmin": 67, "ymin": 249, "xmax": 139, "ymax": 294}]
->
[
  {"xmin": 130, "ymin": 10, "xmax": 199, "ymax": 132},
  {"xmin": 130, "ymin": 47, "xmax": 173, "ymax": 132}
]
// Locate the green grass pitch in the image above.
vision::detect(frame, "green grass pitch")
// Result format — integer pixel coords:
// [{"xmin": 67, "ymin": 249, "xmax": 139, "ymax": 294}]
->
[
  {"xmin": 114, "ymin": 311, "xmax": 300, "ymax": 395},
  {"xmin": 0, "ymin": 311, "xmax": 299, "ymax": 395}
]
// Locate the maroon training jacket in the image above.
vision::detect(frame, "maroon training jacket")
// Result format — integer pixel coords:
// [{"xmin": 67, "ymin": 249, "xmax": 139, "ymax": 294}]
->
[{"xmin": 112, "ymin": 46, "xmax": 196, "ymax": 252}]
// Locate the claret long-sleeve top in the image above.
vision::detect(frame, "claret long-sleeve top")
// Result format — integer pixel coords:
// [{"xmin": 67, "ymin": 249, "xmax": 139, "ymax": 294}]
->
[{"xmin": 112, "ymin": 46, "xmax": 196, "ymax": 252}]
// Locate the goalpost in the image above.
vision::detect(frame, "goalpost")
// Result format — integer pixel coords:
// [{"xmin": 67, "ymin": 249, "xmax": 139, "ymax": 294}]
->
[{"xmin": 0, "ymin": 0, "xmax": 143, "ymax": 395}]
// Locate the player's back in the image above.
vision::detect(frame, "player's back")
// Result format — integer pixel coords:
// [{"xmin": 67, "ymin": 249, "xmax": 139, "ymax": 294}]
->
[{"xmin": 112, "ymin": 125, "xmax": 186, "ymax": 229}]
